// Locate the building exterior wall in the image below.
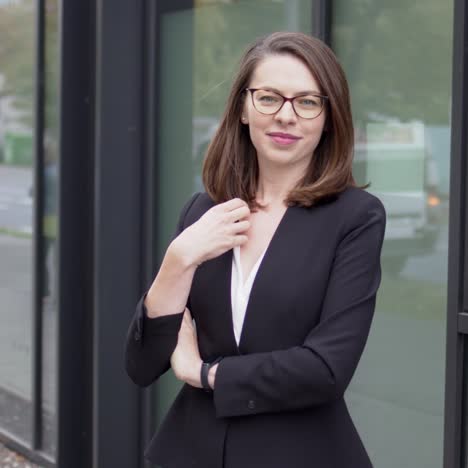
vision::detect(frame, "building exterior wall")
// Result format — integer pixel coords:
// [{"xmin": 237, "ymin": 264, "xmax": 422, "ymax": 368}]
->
[{"xmin": 0, "ymin": 1, "xmax": 466, "ymax": 467}]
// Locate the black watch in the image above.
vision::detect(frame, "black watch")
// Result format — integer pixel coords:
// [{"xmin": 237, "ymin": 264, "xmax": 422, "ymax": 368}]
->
[{"xmin": 200, "ymin": 356, "xmax": 223, "ymax": 392}]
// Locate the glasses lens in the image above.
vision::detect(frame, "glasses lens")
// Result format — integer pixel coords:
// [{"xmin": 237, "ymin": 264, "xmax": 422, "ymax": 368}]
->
[
  {"xmin": 293, "ymin": 95, "xmax": 324, "ymax": 119},
  {"xmin": 252, "ymin": 89, "xmax": 283, "ymax": 114}
]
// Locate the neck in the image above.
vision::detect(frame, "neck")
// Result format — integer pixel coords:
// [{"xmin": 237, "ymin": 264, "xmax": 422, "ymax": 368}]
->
[{"xmin": 256, "ymin": 158, "xmax": 308, "ymax": 207}]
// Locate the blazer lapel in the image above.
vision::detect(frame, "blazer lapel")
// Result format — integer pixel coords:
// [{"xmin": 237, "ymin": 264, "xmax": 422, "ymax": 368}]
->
[
  {"xmin": 238, "ymin": 205, "xmax": 304, "ymax": 353},
  {"xmin": 215, "ymin": 248, "xmax": 240, "ymax": 355},
  {"xmin": 193, "ymin": 246, "xmax": 240, "ymax": 357},
  {"xmin": 191, "ymin": 197, "xmax": 309, "ymax": 357}
]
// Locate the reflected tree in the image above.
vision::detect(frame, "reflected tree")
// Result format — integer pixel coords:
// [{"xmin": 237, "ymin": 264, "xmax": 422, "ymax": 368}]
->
[{"xmin": 333, "ymin": 0, "xmax": 453, "ymax": 126}]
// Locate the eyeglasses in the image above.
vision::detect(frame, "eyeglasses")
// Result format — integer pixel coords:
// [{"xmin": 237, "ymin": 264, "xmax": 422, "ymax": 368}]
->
[{"xmin": 245, "ymin": 88, "xmax": 328, "ymax": 120}]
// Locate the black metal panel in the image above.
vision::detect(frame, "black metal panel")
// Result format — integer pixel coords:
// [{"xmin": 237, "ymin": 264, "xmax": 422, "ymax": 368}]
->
[
  {"xmin": 93, "ymin": 1, "xmax": 145, "ymax": 467},
  {"xmin": 443, "ymin": 0, "xmax": 467, "ymax": 466},
  {"xmin": 55, "ymin": 1, "xmax": 95, "ymax": 467},
  {"xmin": 313, "ymin": 0, "xmax": 332, "ymax": 44},
  {"xmin": 141, "ymin": 1, "xmax": 157, "ymax": 464},
  {"xmin": 461, "ymin": 0, "xmax": 468, "ymax": 315},
  {"xmin": 156, "ymin": 0, "xmax": 194, "ymax": 14},
  {"xmin": 32, "ymin": 0, "xmax": 46, "ymax": 452},
  {"xmin": 459, "ymin": 314, "xmax": 468, "ymax": 334},
  {"xmin": 462, "ymin": 341, "xmax": 468, "ymax": 466}
]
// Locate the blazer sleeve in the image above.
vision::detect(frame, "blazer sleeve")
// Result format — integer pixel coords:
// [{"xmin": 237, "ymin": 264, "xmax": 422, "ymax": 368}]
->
[
  {"xmin": 213, "ymin": 196, "xmax": 386, "ymax": 418},
  {"xmin": 125, "ymin": 192, "xmax": 200, "ymax": 387}
]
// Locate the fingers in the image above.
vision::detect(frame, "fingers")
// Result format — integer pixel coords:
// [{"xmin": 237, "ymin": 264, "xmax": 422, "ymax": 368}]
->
[
  {"xmin": 197, "ymin": 198, "xmax": 250, "ymax": 257},
  {"xmin": 230, "ymin": 220, "xmax": 250, "ymax": 234},
  {"xmin": 232, "ymin": 234, "xmax": 248, "ymax": 246},
  {"xmin": 222, "ymin": 200, "xmax": 251, "ymax": 243},
  {"xmin": 219, "ymin": 197, "xmax": 249, "ymax": 213},
  {"xmin": 227, "ymin": 205, "xmax": 251, "ymax": 223}
]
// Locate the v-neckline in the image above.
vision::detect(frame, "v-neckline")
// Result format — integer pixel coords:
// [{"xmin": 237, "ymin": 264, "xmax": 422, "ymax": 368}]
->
[
  {"xmin": 233, "ymin": 244, "xmax": 268, "ymax": 289},
  {"xmin": 231, "ymin": 205, "xmax": 291, "ymax": 349}
]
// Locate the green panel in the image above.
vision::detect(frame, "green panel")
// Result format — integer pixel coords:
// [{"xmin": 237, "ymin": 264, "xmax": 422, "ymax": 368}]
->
[{"xmin": 4, "ymin": 132, "xmax": 33, "ymax": 166}]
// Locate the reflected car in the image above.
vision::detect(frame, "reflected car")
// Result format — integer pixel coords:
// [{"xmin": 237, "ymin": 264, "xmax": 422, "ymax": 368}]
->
[{"xmin": 355, "ymin": 121, "xmax": 443, "ymax": 275}]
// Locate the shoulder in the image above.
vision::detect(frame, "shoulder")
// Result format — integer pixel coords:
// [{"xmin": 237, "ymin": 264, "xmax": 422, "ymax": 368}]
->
[
  {"xmin": 310, "ymin": 186, "xmax": 386, "ymax": 240},
  {"xmin": 180, "ymin": 191, "xmax": 216, "ymax": 228},
  {"xmin": 334, "ymin": 186, "xmax": 386, "ymax": 218},
  {"xmin": 186, "ymin": 191, "xmax": 216, "ymax": 214},
  {"xmin": 336, "ymin": 186, "xmax": 386, "ymax": 239}
]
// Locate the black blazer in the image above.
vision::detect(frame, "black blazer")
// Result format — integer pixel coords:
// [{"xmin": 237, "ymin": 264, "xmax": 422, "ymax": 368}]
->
[{"xmin": 125, "ymin": 187, "xmax": 386, "ymax": 468}]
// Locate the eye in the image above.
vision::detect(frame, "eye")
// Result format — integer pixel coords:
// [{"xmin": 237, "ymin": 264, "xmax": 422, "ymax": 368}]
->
[
  {"xmin": 254, "ymin": 90, "xmax": 282, "ymax": 105},
  {"xmin": 257, "ymin": 94, "xmax": 280, "ymax": 103},
  {"xmin": 296, "ymin": 96, "xmax": 321, "ymax": 107}
]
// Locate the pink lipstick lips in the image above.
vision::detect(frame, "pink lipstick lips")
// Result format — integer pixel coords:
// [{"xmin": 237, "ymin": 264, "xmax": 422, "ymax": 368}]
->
[{"xmin": 267, "ymin": 132, "xmax": 302, "ymax": 146}]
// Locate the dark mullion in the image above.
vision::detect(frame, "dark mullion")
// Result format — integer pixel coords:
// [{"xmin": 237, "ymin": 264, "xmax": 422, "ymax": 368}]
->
[
  {"xmin": 461, "ymin": 3, "xmax": 468, "ymax": 315},
  {"xmin": 32, "ymin": 0, "xmax": 46, "ymax": 451},
  {"xmin": 142, "ymin": 1, "xmax": 158, "ymax": 464},
  {"xmin": 443, "ymin": 0, "xmax": 467, "ymax": 466},
  {"xmin": 459, "ymin": 314, "xmax": 468, "ymax": 334},
  {"xmin": 313, "ymin": 0, "xmax": 332, "ymax": 44},
  {"xmin": 55, "ymin": 0, "xmax": 95, "ymax": 466},
  {"xmin": 462, "ymin": 340, "xmax": 468, "ymax": 467},
  {"xmin": 93, "ymin": 1, "xmax": 145, "ymax": 466}
]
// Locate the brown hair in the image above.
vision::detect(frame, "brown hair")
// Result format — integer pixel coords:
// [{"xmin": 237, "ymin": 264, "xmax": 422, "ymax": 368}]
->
[{"xmin": 202, "ymin": 31, "xmax": 360, "ymax": 209}]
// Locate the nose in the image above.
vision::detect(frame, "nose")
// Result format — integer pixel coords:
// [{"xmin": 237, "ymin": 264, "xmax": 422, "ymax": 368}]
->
[{"xmin": 274, "ymin": 100, "xmax": 297, "ymax": 125}]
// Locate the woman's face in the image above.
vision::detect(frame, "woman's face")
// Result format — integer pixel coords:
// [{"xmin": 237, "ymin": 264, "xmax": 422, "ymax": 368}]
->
[{"xmin": 242, "ymin": 54, "xmax": 327, "ymax": 171}]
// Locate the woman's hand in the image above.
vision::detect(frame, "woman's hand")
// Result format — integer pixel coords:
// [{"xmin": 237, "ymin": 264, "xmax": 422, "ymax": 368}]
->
[
  {"xmin": 170, "ymin": 308, "xmax": 203, "ymax": 388},
  {"xmin": 170, "ymin": 198, "xmax": 251, "ymax": 268}
]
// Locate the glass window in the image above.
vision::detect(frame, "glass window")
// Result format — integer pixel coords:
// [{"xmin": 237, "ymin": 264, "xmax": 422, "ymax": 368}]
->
[
  {"xmin": 0, "ymin": 0, "xmax": 35, "ymax": 444},
  {"xmin": 332, "ymin": 2, "xmax": 453, "ymax": 466},
  {"xmin": 41, "ymin": 0, "xmax": 59, "ymax": 457},
  {"xmin": 154, "ymin": 0, "xmax": 313, "ymax": 425}
]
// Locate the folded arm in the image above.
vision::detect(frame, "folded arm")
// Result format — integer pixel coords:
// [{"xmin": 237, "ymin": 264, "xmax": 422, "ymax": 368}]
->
[{"xmin": 125, "ymin": 192, "xmax": 200, "ymax": 387}]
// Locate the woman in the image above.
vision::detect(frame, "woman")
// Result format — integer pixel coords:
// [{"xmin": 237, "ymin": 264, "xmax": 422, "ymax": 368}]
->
[{"xmin": 125, "ymin": 32, "xmax": 386, "ymax": 468}]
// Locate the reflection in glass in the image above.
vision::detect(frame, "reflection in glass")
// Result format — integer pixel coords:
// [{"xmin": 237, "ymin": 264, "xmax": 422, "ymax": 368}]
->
[
  {"xmin": 41, "ymin": 0, "xmax": 59, "ymax": 457},
  {"xmin": 155, "ymin": 0, "xmax": 312, "ymax": 426},
  {"xmin": 0, "ymin": 0, "xmax": 59, "ymax": 454},
  {"xmin": 333, "ymin": 1, "xmax": 452, "ymax": 467},
  {"xmin": 0, "ymin": 0, "xmax": 35, "ymax": 443}
]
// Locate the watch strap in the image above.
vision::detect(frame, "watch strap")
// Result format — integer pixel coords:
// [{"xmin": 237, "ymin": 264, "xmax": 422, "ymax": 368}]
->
[{"xmin": 200, "ymin": 356, "xmax": 223, "ymax": 392}]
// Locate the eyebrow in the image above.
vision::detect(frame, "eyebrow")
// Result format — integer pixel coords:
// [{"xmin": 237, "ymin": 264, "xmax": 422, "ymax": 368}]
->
[{"xmin": 254, "ymin": 86, "xmax": 323, "ymax": 96}]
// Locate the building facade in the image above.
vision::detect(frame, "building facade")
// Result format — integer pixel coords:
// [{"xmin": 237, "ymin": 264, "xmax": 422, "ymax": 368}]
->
[{"xmin": 0, "ymin": 0, "xmax": 466, "ymax": 467}]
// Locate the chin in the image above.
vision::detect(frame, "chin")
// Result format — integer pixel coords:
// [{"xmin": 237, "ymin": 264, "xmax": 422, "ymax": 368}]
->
[{"xmin": 260, "ymin": 152, "xmax": 299, "ymax": 167}]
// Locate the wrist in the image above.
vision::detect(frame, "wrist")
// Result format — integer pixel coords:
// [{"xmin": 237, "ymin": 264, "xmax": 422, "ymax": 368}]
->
[
  {"xmin": 168, "ymin": 238, "xmax": 201, "ymax": 270},
  {"xmin": 208, "ymin": 364, "xmax": 218, "ymax": 390},
  {"xmin": 200, "ymin": 358, "xmax": 221, "ymax": 392},
  {"xmin": 182, "ymin": 359, "xmax": 203, "ymax": 388}
]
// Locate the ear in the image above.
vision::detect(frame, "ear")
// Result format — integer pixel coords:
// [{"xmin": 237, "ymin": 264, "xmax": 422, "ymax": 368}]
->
[{"xmin": 241, "ymin": 115, "xmax": 249, "ymax": 124}]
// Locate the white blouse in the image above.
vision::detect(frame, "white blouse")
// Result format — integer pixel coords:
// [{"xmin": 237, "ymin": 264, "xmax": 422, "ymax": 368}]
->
[{"xmin": 230, "ymin": 245, "xmax": 268, "ymax": 345}]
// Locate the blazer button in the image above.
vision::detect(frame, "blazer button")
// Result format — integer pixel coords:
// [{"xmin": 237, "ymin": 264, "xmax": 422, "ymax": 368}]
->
[
  {"xmin": 134, "ymin": 330, "xmax": 141, "ymax": 341},
  {"xmin": 247, "ymin": 400, "xmax": 256, "ymax": 410}
]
